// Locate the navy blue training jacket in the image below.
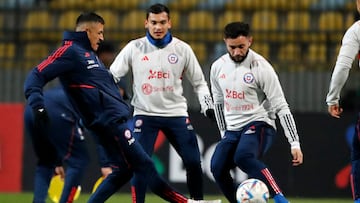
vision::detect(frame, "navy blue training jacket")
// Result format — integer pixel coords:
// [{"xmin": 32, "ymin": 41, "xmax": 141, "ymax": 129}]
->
[{"xmin": 24, "ymin": 31, "xmax": 131, "ymax": 128}]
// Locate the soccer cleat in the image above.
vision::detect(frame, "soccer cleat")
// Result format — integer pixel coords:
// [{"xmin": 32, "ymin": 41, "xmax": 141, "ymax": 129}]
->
[
  {"xmin": 273, "ymin": 193, "xmax": 289, "ymax": 203},
  {"xmin": 202, "ymin": 200, "xmax": 222, "ymax": 203},
  {"xmin": 187, "ymin": 200, "xmax": 222, "ymax": 203}
]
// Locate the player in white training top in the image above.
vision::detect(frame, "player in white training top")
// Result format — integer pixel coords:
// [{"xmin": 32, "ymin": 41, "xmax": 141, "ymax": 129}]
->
[
  {"xmin": 110, "ymin": 3, "xmax": 216, "ymax": 203},
  {"xmin": 209, "ymin": 22, "xmax": 303, "ymax": 203},
  {"xmin": 326, "ymin": 1, "xmax": 360, "ymax": 202}
]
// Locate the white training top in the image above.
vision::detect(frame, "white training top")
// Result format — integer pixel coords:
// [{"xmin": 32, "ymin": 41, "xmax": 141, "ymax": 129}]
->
[
  {"xmin": 110, "ymin": 36, "xmax": 213, "ymax": 117},
  {"xmin": 326, "ymin": 20, "xmax": 360, "ymax": 106},
  {"xmin": 210, "ymin": 49, "xmax": 300, "ymax": 149}
]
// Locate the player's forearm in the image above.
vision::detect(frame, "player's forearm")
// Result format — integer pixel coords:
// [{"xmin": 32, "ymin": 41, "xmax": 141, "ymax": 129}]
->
[
  {"xmin": 214, "ymin": 103, "xmax": 226, "ymax": 133},
  {"xmin": 326, "ymin": 62, "xmax": 350, "ymax": 105},
  {"xmin": 278, "ymin": 110, "xmax": 300, "ymax": 149},
  {"xmin": 24, "ymin": 69, "xmax": 47, "ymax": 109}
]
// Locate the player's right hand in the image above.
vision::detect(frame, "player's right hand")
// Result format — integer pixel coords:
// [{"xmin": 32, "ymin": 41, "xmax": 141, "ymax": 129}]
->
[
  {"xmin": 291, "ymin": 148, "xmax": 303, "ymax": 166},
  {"xmin": 328, "ymin": 104, "xmax": 343, "ymax": 118},
  {"xmin": 33, "ymin": 108, "xmax": 50, "ymax": 130},
  {"xmin": 33, "ymin": 108, "xmax": 49, "ymax": 124}
]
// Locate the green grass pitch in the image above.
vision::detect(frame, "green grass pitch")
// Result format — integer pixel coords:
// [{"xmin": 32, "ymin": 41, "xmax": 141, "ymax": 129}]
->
[{"xmin": 0, "ymin": 192, "xmax": 354, "ymax": 203}]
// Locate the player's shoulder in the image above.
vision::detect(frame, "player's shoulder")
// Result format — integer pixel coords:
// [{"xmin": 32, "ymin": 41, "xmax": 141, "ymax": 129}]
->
[
  {"xmin": 346, "ymin": 20, "xmax": 360, "ymax": 35},
  {"xmin": 171, "ymin": 36, "xmax": 185, "ymax": 44},
  {"xmin": 171, "ymin": 37, "xmax": 191, "ymax": 48},
  {"xmin": 211, "ymin": 54, "xmax": 230, "ymax": 70},
  {"xmin": 248, "ymin": 49, "xmax": 265, "ymax": 61},
  {"xmin": 48, "ymin": 43, "xmax": 76, "ymax": 59},
  {"xmin": 213, "ymin": 53, "xmax": 229, "ymax": 64},
  {"xmin": 128, "ymin": 36, "xmax": 146, "ymax": 46},
  {"xmin": 351, "ymin": 20, "xmax": 360, "ymax": 29},
  {"xmin": 248, "ymin": 50, "xmax": 270, "ymax": 65},
  {"xmin": 247, "ymin": 50, "xmax": 274, "ymax": 71}
]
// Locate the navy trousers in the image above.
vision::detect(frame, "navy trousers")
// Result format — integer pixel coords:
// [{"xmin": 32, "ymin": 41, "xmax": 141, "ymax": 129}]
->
[
  {"xmin": 211, "ymin": 121, "xmax": 283, "ymax": 203},
  {"xmin": 87, "ymin": 120, "xmax": 188, "ymax": 203},
  {"xmin": 129, "ymin": 115, "xmax": 203, "ymax": 202}
]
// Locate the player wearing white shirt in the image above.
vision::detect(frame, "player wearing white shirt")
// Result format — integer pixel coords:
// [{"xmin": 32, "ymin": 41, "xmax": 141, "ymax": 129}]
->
[
  {"xmin": 111, "ymin": 36, "xmax": 211, "ymax": 117},
  {"xmin": 110, "ymin": 3, "xmax": 216, "ymax": 203},
  {"xmin": 326, "ymin": 1, "xmax": 360, "ymax": 202},
  {"xmin": 209, "ymin": 22, "xmax": 303, "ymax": 203}
]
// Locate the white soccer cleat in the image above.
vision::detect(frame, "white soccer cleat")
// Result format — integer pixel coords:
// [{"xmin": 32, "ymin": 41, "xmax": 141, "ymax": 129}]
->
[
  {"xmin": 203, "ymin": 200, "xmax": 222, "ymax": 203},
  {"xmin": 201, "ymin": 200, "xmax": 222, "ymax": 203},
  {"xmin": 187, "ymin": 200, "xmax": 222, "ymax": 203}
]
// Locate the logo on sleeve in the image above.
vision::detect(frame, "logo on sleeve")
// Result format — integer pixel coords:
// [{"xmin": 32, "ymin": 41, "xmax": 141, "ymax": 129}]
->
[
  {"xmin": 124, "ymin": 129, "xmax": 135, "ymax": 145},
  {"xmin": 86, "ymin": 60, "xmax": 99, "ymax": 69},
  {"xmin": 134, "ymin": 119, "xmax": 143, "ymax": 133},
  {"xmin": 135, "ymin": 119, "xmax": 143, "ymax": 127}
]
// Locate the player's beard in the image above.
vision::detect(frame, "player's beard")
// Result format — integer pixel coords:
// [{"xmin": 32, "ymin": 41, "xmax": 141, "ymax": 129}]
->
[{"xmin": 229, "ymin": 50, "xmax": 249, "ymax": 63}]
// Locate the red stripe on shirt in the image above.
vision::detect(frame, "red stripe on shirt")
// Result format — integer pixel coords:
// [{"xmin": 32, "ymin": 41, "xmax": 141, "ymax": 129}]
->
[{"xmin": 37, "ymin": 42, "xmax": 73, "ymax": 72}]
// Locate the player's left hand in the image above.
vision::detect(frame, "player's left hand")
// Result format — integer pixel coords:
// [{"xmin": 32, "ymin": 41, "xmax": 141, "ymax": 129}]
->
[
  {"xmin": 291, "ymin": 148, "xmax": 303, "ymax": 166},
  {"xmin": 101, "ymin": 167, "xmax": 112, "ymax": 178},
  {"xmin": 55, "ymin": 166, "xmax": 65, "ymax": 180},
  {"xmin": 328, "ymin": 104, "xmax": 343, "ymax": 118},
  {"xmin": 205, "ymin": 109, "xmax": 216, "ymax": 122}
]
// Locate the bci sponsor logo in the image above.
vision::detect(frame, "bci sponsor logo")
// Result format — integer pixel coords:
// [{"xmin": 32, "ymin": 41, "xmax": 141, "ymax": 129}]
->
[
  {"xmin": 148, "ymin": 69, "xmax": 170, "ymax": 79},
  {"xmin": 226, "ymin": 89, "xmax": 245, "ymax": 99}
]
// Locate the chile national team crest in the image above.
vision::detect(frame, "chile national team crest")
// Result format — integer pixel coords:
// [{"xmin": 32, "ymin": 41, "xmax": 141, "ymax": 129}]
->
[
  {"xmin": 168, "ymin": 53, "xmax": 178, "ymax": 64},
  {"xmin": 124, "ymin": 129, "xmax": 132, "ymax": 139},
  {"xmin": 243, "ymin": 72, "xmax": 254, "ymax": 84}
]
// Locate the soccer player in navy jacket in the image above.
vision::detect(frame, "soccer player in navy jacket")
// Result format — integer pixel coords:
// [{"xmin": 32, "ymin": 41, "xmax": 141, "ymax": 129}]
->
[{"xmin": 24, "ymin": 12, "xmax": 212, "ymax": 203}]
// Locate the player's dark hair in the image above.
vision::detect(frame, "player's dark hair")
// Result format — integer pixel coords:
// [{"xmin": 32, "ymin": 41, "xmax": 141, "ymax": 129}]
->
[
  {"xmin": 76, "ymin": 12, "xmax": 105, "ymax": 26},
  {"xmin": 146, "ymin": 3, "xmax": 170, "ymax": 19},
  {"xmin": 224, "ymin": 22, "xmax": 250, "ymax": 39}
]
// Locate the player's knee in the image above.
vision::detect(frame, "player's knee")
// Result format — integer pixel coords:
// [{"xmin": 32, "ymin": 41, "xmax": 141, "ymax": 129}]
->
[
  {"xmin": 234, "ymin": 153, "xmax": 254, "ymax": 172},
  {"xmin": 210, "ymin": 161, "xmax": 224, "ymax": 180},
  {"xmin": 67, "ymin": 158, "xmax": 89, "ymax": 170}
]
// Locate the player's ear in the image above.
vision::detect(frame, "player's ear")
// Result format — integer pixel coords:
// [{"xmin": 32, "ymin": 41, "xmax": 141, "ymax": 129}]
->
[
  {"xmin": 168, "ymin": 19, "xmax": 172, "ymax": 29},
  {"xmin": 248, "ymin": 36, "xmax": 253, "ymax": 46},
  {"xmin": 144, "ymin": 19, "xmax": 148, "ymax": 29}
]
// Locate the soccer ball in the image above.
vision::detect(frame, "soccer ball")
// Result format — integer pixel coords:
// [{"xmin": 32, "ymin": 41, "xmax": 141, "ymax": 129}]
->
[{"xmin": 236, "ymin": 178, "xmax": 270, "ymax": 203}]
